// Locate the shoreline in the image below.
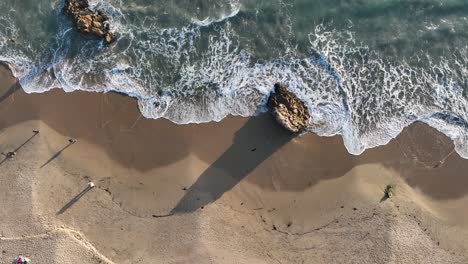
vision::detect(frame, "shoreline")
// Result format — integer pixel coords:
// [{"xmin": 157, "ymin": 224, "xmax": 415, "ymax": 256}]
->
[
  {"xmin": 1, "ymin": 64, "xmax": 468, "ymax": 262},
  {"xmin": 1, "ymin": 61, "xmax": 464, "ymax": 169},
  {"xmin": 5, "ymin": 59, "xmax": 467, "ymax": 161}
]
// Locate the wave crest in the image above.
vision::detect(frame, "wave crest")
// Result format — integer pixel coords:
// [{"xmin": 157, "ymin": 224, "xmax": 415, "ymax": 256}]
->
[{"xmin": 2, "ymin": 1, "xmax": 468, "ymax": 159}]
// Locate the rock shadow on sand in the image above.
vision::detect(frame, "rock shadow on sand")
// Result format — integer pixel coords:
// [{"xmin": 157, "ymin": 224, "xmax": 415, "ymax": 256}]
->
[
  {"xmin": 171, "ymin": 115, "xmax": 295, "ymax": 214},
  {"xmin": 0, "ymin": 62, "xmax": 19, "ymax": 97}
]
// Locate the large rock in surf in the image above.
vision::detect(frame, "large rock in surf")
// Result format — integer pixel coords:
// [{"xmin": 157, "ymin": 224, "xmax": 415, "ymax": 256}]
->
[
  {"xmin": 64, "ymin": 0, "xmax": 115, "ymax": 45},
  {"xmin": 267, "ymin": 83, "xmax": 310, "ymax": 133}
]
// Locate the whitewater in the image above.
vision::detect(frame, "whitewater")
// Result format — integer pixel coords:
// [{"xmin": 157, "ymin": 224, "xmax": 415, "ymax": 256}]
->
[{"xmin": 1, "ymin": 0, "xmax": 468, "ymax": 158}]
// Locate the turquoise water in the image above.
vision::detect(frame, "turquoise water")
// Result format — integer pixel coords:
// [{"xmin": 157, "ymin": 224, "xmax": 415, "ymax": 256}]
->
[{"xmin": 0, "ymin": 0, "xmax": 467, "ymax": 157}]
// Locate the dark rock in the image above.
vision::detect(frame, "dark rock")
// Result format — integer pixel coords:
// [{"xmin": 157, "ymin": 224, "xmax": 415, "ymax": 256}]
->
[
  {"xmin": 267, "ymin": 83, "xmax": 310, "ymax": 133},
  {"xmin": 64, "ymin": 0, "xmax": 116, "ymax": 45}
]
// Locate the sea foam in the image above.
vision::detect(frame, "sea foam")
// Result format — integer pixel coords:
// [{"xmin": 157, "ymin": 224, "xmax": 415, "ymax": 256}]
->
[{"xmin": 2, "ymin": 0, "xmax": 468, "ymax": 159}]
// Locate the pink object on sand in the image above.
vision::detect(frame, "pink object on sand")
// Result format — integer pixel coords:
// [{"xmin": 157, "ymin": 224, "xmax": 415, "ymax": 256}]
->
[{"xmin": 16, "ymin": 256, "xmax": 29, "ymax": 263}]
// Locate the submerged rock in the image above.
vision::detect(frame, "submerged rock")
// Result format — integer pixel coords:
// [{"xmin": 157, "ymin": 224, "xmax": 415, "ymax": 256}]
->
[
  {"xmin": 267, "ymin": 83, "xmax": 310, "ymax": 133},
  {"xmin": 64, "ymin": 0, "xmax": 115, "ymax": 45}
]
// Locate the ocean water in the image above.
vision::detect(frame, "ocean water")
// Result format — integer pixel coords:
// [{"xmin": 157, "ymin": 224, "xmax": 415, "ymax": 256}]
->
[{"xmin": 0, "ymin": 0, "xmax": 467, "ymax": 157}]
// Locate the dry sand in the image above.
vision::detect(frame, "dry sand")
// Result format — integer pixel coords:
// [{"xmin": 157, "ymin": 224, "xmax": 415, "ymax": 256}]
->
[{"xmin": 0, "ymin": 64, "xmax": 467, "ymax": 263}]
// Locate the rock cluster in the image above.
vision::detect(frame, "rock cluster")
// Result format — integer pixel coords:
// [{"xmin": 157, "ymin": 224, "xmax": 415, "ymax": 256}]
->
[
  {"xmin": 267, "ymin": 83, "xmax": 310, "ymax": 133},
  {"xmin": 64, "ymin": 0, "xmax": 115, "ymax": 44}
]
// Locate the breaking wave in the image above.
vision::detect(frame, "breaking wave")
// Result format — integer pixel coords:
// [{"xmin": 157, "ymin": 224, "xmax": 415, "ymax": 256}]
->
[{"xmin": 1, "ymin": 0, "xmax": 468, "ymax": 158}]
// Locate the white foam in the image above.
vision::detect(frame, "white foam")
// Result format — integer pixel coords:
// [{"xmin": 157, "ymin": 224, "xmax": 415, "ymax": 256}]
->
[
  {"xmin": 192, "ymin": 6, "xmax": 240, "ymax": 27},
  {"xmin": 3, "ymin": 1, "xmax": 468, "ymax": 160},
  {"xmin": 0, "ymin": 11, "xmax": 34, "ymax": 79}
]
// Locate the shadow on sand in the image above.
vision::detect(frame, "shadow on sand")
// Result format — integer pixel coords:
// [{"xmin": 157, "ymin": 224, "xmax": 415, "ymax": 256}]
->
[
  {"xmin": 57, "ymin": 185, "xmax": 93, "ymax": 215},
  {"xmin": 171, "ymin": 115, "xmax": 296, "ymax": 214},
  {"xmin": 0, "ymin": 131, "xmax": 39, "ymax": 166},
  {"xmin": 40, "ymin": 141, "xmax": 74, "ymax": 168},
  {"xmin": 0, "ymin": 62, "xmax": 19, "ymax": 102},
  {"xmin": 379, "ymin": 194, "xmax": 389, "ymax": 203},
  {"xmin": 0, "ymin": 81, "xmax": 18, "ymax": 102},
  {"xmin": 13, "ymin": 132, "xmax": 39, "ymax": 152}
]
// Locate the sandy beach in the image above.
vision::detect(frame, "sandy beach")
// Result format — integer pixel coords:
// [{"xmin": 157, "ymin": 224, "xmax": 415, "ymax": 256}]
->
[{"xmin": 0, "ymin": 63, "xmax": 468, "ymax": 263}]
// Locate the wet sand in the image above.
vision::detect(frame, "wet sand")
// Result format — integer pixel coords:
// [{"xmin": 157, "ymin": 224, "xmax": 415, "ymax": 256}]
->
[{"xmin": 0, "ymin": 64, "xmax": 467, "ymax": 263}]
